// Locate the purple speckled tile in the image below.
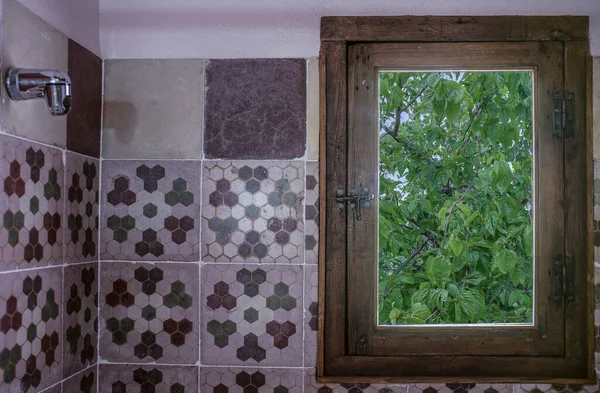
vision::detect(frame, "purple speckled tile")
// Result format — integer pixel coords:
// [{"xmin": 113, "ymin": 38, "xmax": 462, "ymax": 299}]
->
[
  {"xmin": 100, "ymin": 160, "xmax": 201, "ymax": 261},
  {"xmin": 65, "ymin": 152, "xmax": 99, "ymax": 264},
  {"xmin": 0, "ymin": 267, "xmax": 62, "ymax": 392},
  {"xmin": 202, "ymin": 161, "xmax": 304, "ymax": 263},
  {"xmin": 201, "ymin": 367, "xmax": 302, "ymax": 393},
  {"xmin": 304, "ymin": 369, "xmax": 407, "ymax": 393},
  {"xmin": 201, "ymin": 264, "xmax": 303, "ymax": 366},
  {"xmin": 62, "ymin": 366, "xmax": 96, "ymax": 392},
  {"xmin": 99, "ymin": 364, "xmax": 198, "ymax": 392},
  {"xmin": 0, "ymin": 133, "xmax": 64, "ymax": 271},
  {"xmin": 63, "ymin": 263, "xmax": 98, "ymax": 378},
  {"xmin": 204, "ymin": 59, "xmax": 307, "ymax": 159},
  {"xmin": 99, "ymin": 262, "xmax": 199, "ymax": 364}
]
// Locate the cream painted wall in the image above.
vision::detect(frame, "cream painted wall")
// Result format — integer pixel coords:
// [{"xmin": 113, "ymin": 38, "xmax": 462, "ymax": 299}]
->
[
  {"xmin": 99, "ymin": 0, "xmax": 600, "ymax": 59},
  {"xmin": 15, "ymin": 0, "xmax": 100, "ymax": 56}
]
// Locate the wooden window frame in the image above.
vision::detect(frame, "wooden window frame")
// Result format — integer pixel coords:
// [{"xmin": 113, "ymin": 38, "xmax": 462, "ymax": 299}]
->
[{"xmin": 318, "ymin": 16, "xmax": 593, "ymax": 383}]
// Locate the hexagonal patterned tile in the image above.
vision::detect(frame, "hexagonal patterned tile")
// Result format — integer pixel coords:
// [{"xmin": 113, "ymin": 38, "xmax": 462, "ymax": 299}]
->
[
  {"xmin": 202, "ymin": 264, "xmax": 303, "ymax": 366},
  {"xmin": 99, "ymin": 364, "xmax": 198, "ymax": 392},
  {"xmin": 100, "ymin": 160, "xmax": 200, "ymax": 261},
  {"xmin": 304, "ymin": 369, "xmax": 407, "ymax": 393},
  {"xmin": 202, "ymin": 161, "xmax": 304, "ymax": 263},
  {"xmin": 62, "ymin": 367, "xmax": 97, "ymax": 393},
  {"xmin": 201, "ymin": 367, "xmax": 302, "ymax": 393},
  {"xmin": 409, "ymin": 384, "xmax": 513, "ymax": 393},
  {"xmin": 100, "ymin": 262, "xmax": 198, "ymax": 363},
  {"xmin": 0, "ymin": 134, "xmax": 63, "ymax": 271},
  {"xmin": 63, "ymin": 263, "xmax": 98, "ymax": 378},
  {"xmin": 65, "ymin": 152, "xmax": 99, "ymax": 263},
  {"xmin": 305, "ymin": 162, "xmax": 319, "ymax": 264},
  {"xmin": 304, "ymin": 264, "xmax": 318, "ymax": 367},
  {"xmin": 515, "ymin": 384, "xmax": 600, "ymax": 393},
  {"xmin": 0, "ymin": 267, "xmax": 62, "ymax": 391}
]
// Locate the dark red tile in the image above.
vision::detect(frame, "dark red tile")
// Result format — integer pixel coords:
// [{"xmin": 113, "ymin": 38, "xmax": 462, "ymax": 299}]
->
[{"xmin": 67, "ymin": 40, "xmax": 102, "ymax": 158}]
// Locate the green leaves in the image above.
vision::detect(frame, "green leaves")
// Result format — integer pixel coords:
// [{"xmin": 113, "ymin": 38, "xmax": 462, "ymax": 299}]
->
[
  {"xmin": 425, "ymin": 256, "xmax": 452, "ymax": 284},
  {"xmin": 378, "ymin": 71, "xmax": 534, "ymax": 325}
]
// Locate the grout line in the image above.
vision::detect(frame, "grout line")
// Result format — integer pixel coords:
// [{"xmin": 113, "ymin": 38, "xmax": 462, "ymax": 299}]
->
[
  {"xmin": 97, "ymin": 62, "xmax": 104, "ymax": 393},
  {"xmin": 302, "ymin": 160, "xmax": 307, "ymax": 376},
  {"xmin": 61, "ymin": 362, "xmax": 98, "ymax": 384},
  {"xmin": 0, "ymin": 130, "xmax": 99, "ymax": 161},
  {"xmin": 0, "ymin": 264, "xmax": 65, "ymax": 275},
  {"xmin": 101, "ymin": 157, "xmax": 311, "ymax": 162},
  {"xmin": 198, "ymin": 160, "xmax": 203, "ymax": 368}
]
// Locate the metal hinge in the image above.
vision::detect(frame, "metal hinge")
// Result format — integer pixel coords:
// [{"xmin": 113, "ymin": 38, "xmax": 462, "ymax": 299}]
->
[
  {"xmin": 553, "ymin": 91, "xmax": 574, "ymax": 139},
  {"xmin": 336, "ymin": 187, "xmax": 374, "ymax": 221},
  {"xmin": 552, "ymin": 258, "xmax": 576, "ymax": 304}
]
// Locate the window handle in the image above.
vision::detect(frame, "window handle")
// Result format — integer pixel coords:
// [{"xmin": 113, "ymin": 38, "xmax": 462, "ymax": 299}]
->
[{"xmin": 336, "ymin": 187, "xmax": 374, "ymax": 221}]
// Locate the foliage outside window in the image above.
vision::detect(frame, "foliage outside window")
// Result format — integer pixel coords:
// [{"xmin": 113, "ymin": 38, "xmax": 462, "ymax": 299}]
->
[{"xmin": 378, "ymin": 71, "xmax": 534, "ymax": 325}]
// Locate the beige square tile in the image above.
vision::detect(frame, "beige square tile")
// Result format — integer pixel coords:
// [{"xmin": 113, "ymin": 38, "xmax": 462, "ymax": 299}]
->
[
  {"xmin": 307, "ymin": 57, "xmax": 320, "ymax": 160},
  {"xmin": 1, "ymin": 0, "xmax": 68, "ymax": 147},
  {"xmin": 594, "ymin": 57, "xmax": 600, "ymax": 159},
  {"xmin": 102, "ymin": 59, "xmax": 205, "ymax": 159}
]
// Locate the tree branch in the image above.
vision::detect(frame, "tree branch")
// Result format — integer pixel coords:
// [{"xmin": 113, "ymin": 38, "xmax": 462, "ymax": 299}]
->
[
  {"xmin": 381, "ymin": 122, "xmax": 436, "ymax": 166},
  {"xmin": 439, "ymin": 186, "xmax": 474, "ymax": 252},
  {"xmin": 457, "ymin": 94, "xmax": 493, "ymax": 155}
]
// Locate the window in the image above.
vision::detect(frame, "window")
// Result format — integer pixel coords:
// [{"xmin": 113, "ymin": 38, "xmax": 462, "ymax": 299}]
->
[{"xmin": 318, "ymin": 16, "xmax": 593, "ymax": 382}]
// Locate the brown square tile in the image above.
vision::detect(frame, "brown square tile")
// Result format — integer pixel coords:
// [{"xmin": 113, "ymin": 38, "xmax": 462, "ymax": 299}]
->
[{"xmin": 67, "ymin": 39, "xmax": 102, "ymax": 158}]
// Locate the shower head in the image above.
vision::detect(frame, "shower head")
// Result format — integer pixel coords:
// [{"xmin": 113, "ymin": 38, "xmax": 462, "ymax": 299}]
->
[{"xmin": 5, "ymin": 68, "xmax": 72, "ymax": 116}]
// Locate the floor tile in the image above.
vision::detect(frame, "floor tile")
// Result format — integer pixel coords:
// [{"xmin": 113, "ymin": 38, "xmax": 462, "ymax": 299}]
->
[
  {"xmin": 65, "ymin": 153, "xmax": 99, "ymax": 263},
  {"xmin": 62, "ymin": 366, "xmax": 96, "ymax": 393},
  {"xmin": 305, "ymin": 369, "xmax": 407, "ymax": 393},
  {"xmin": 63, "ymin": 263, "xmax": 98, "ymax": 378},
  {"xmin": 201, "ymin": 264, "xmax": 303, "ymax": 366},
  {"xmin": 202, "ymin": 161, "xmax": 304, "ymax": 263},
  {"xmin": 201, "ymin": 367, "xmax": 302, "ymax": 393},
  {"xmin": 305, "ymin": 162, "xmax": 319, "ymax": 264},
  {"xmin": 0, "ymin": 267, "xmax": 62, "ymax": 391},
  {"xmin": 99, "ymin": 262, "xmax": 199, "ymax": 364},
  {"xmin": 99, "ymin": 364, "xmax": 198, "ymax": 393},
  {"xmin": 0, "ymin": 134, "xmax": 64, "ymax": 271},
  {"xmin": 100, "ymin": 160, "xmax": 201, "ymax": 261},
  {"xmin": 204, "ymin": 59, "xmax": 306, "ymax": 159}
]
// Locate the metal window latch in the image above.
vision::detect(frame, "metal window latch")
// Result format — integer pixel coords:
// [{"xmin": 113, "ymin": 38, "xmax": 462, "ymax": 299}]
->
[{"xmin": 336, "ymin": 187, "xmax": 374, "ymax": 221}]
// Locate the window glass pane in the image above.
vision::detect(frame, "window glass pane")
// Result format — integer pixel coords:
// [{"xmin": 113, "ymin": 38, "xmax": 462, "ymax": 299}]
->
[{"xmin": 378, "ymin": 71, "xmax": 534, "ymax": 325}]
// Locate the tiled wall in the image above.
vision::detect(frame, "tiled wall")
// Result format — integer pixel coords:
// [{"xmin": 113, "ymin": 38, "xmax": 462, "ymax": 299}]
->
[
  {"xmin": 97, "ymin": 57, "xmax": 319, "ymax": 392},
  {"xmin": 97, "ymin": 55, "xmax": 600, "ymax": 393},
  {"xmin": 0, "ymin": 0, "xmax": 102, "ymax": 392}
]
